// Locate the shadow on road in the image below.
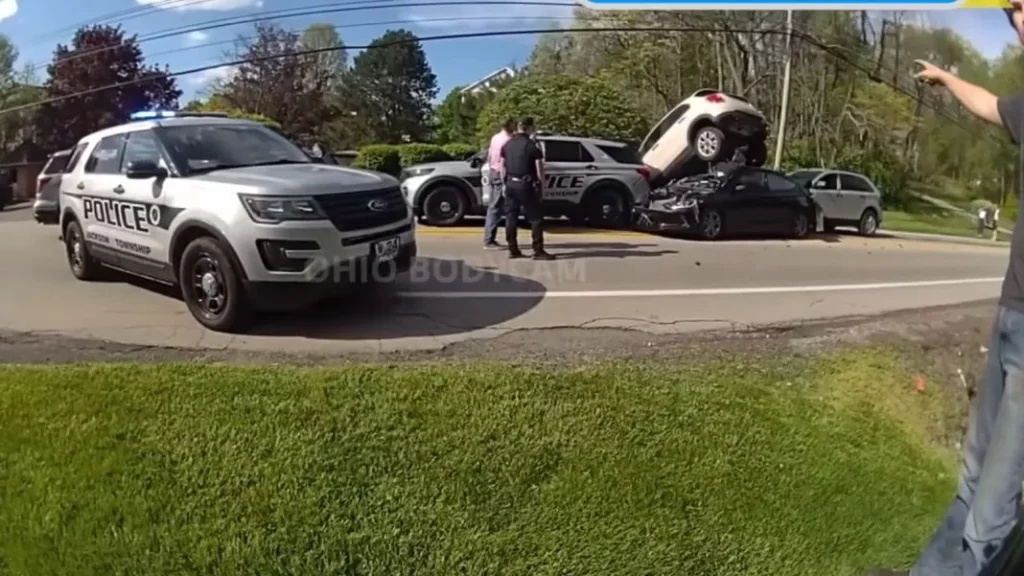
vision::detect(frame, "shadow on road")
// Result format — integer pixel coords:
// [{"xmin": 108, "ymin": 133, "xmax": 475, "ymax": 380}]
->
[
  {"xmin": 246, "ymin": 257, "xmax": 546, "ymax": 340},
  {"xmin": 542, "ymin": 241, "xmax": 678, "ymax": 259}
]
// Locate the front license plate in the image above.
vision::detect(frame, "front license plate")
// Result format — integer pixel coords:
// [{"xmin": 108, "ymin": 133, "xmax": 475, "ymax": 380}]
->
[{"xmin": 372, "ymin": 237, "xmax": 401, "ymax": 262}]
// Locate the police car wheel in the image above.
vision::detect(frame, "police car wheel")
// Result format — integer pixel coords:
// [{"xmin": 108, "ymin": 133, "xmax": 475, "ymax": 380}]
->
[
  {"xmin": 63, "ymin": 220, "xmax": 103, "ymax": 280},
  {"xmin": 422, "ymin": 186, "xmax": 466, "ymax": 227},
  {"xmin": 179, "ymin": 236, "xmax": 249, "ymax": 333},
  {"xmin": 584, "ymin": 187, "xmax": 628, "ymax": 229},
  {"xmin": 694, "ymin": 126, "xmax": 726, "ymax": 162}
]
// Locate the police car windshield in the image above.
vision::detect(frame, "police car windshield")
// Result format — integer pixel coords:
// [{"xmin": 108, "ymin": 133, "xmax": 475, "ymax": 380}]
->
[{"xmin": 159, "ymin": 124, "xmax": 311, "ymax": 175}]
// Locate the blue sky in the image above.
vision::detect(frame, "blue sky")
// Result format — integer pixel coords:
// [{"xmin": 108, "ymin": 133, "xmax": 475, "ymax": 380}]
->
[{"xmin": 0, "ymin": 0, "xmax": 1018, "ymax": 103}]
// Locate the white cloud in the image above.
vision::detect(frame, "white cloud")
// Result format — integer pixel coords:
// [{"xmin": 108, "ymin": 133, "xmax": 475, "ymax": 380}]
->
[
  {"xmin": 0, "ymin": 0, "xmax": 18, "ymax": 23},
  {"xmin": 404, "ymin": 3, "xmax": 574, "ymax": 31},
  {"xmin": 183, "ymin": 30, "xmax": 210, "ymax": 46},
  {"xmin": 188, "ymin": 65, "xmax": 237, "ymax": 88},
  {"xmin": 135, "ymin": 0, "xmax": 263, "ymax": 12}
]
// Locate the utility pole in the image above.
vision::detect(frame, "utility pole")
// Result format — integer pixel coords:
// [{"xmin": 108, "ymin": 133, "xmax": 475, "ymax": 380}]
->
[{"xmin": 772, "ymin": 10, "xmax": 794, "ymax": 170}]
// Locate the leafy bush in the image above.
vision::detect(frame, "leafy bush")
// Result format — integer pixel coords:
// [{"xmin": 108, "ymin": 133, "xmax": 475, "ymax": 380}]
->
[
  {"xmin": 476, "ymin": 74, "xmax": 648, "ymax": 145},
  {"xmin": 442, "ymin": 143, "xmax": 478, "ymax": 160},
  {"xmin": 352, "ymin": 145, "xmax": 401, "ymax": 175},
  {"xmin": 834, "ymin": 146, "xmax": 911, "ymax": 210},
  {"xmin": 397, "ymin": 143, "xmax": 451, "ymax": 167}
]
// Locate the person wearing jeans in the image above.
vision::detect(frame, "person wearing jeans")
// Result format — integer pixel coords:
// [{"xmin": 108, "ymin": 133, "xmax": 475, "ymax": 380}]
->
[
  {"xmin": 483, "ymin": 118, "xmax": 515, "ymax": 249},
  {"xmin": 868, "ymin": 5, "xmax": 1024, "ymax": 575}
]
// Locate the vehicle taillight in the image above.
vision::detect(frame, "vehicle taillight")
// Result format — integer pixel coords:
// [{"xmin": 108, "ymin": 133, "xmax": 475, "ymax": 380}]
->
[
  {"xmin": 37, "ymin": 176, "xmax": 51, "ymax": 197},
  {"xmin": 636, "ymin": 167, "xmax": 651, "ymax": 180},
  {"xmin": 705, "ymin": 93, "xmax": 726, "ymax": 103}
]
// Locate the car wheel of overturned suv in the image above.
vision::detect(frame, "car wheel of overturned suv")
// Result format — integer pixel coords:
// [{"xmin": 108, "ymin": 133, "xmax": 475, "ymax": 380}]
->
[{"xmin": 57, "ymin": 110, "xmax": 419, "ymax": 334}]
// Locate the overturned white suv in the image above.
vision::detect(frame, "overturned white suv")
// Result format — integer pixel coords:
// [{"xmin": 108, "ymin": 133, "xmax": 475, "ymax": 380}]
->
[
  {"xmin": 640, "ymin": 89, "xmax": 769, "ymax": 188},
  {"xmin": 59, "ymin": 111, "xmax": 416, "ymax": 333}
]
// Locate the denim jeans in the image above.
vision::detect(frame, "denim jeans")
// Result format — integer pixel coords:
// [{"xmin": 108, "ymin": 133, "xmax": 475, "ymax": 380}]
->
[
  {"xmin": 912, "ymin": 306, "xmax": 1024, "ymax": 576},
  {"xmin": 483, "ymin": 169, "xmax": 504, "ymax": 245}
]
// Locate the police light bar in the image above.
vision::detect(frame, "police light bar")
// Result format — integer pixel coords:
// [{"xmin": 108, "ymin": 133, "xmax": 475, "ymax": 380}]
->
[
  {"xmin": 130, "ymin": 110, "xmax": 177, "ymax": 121},
  {"xmin": 129, "ymin": 110, "xmax": 230, "ymax": 121}
]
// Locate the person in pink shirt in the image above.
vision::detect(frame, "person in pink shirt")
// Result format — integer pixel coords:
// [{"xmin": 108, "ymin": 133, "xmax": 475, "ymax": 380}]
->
[{"xmin": 483, "ymin": 118, "xmax": 515, "ymax": 249}]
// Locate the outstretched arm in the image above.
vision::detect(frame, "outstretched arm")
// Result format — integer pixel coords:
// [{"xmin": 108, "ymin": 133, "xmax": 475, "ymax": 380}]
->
[{"xmin": 915, "ymin": 59, "xmax": 1015, "ymax": 138}]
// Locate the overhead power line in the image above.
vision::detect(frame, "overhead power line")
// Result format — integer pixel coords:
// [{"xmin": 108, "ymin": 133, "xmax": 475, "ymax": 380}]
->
[
  {"xmin": 1, "ymin": 20, "xmax": 993, "ymax": 146},
  {"xmin": 27, "ymin": 0, "xmax": 530, "ymax": 76},
  {"xmin": 26, "ymin": 0, "xmax": 220, "ymax": 47}
]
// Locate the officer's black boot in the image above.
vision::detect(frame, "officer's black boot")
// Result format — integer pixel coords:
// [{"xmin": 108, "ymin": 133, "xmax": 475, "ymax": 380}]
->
[{"xmin": 531, "ymin": 222, "xmax": 554, "ymax": 260}]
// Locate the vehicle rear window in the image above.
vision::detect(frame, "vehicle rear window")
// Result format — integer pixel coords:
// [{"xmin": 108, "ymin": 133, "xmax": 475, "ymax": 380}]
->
[
  {"xmin": 542, "ymin": 140, "xmax": 594, "ymax": 163},
  {"xmin": 42, "ymin": 154, "xmax": 70, "ymax": 174},
  {"xmin": 839, "ymin": 174, "xmax": 874, "ymax": 192},
  {"xmin": 597, "ymin": 144, "xmax": 642, "ymax": 165}
]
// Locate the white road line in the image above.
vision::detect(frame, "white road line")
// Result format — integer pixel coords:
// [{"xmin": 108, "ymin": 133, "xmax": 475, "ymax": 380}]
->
[{"xmin": 397, "ymin": 277, "xmax": 1003, "ymax": 299}]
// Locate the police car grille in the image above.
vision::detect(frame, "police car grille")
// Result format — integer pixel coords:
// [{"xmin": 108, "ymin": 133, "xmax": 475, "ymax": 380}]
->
[{"xmin": 314, "ymin": 187, "xmax": 407, "ymax": 231}]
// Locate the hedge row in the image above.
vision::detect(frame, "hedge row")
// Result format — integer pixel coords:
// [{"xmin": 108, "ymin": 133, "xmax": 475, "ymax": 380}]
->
[{"xmin": 351, "ymin": 143, "xmax": 479, "ymax": 175}]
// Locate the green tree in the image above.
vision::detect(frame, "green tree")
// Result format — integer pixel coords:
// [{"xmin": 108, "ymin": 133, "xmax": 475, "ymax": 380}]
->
[
  {"xmin": 221, "ymin": 22, "xmax": 334, "ymax": 142},
  {"xmin": 0, "ymin": 35, "xmax": 43, "ymax": 155},
  {"xmin": 33, "ymin": 25, "xmax": 180, "ymax": 152},
  {"xmin": 476, "ymin": 74, "xmax": 647, "ymax": 144},
  {"xmin": 343, "ymin": 29, "xmax": 437, "ymax": 144},
  {"xmin": 300, "ymin": 23, "xmax": 346, "ymax": 92},
  {"xmin": 182, "ymin": 95, "xmax": 282, "ymax": 131}
]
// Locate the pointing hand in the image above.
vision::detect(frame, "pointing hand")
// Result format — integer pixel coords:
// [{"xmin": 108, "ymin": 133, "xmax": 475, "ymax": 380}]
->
[{"xmin": 914, "ymin": 59, "xmax": 948, "ymax": 86}]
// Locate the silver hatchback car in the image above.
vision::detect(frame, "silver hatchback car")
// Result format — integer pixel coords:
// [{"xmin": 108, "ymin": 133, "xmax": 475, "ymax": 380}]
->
[{"xmin": 788, "ymin": 169, "xmax": 883, "ymax": 235}]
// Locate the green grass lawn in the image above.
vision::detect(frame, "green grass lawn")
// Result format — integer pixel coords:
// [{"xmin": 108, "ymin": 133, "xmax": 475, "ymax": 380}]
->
[
  {"xmin": 882, "ymin": 209, "xmax": 1000, "ymax": 239},
  {"xmin": 0, "ymin": 351, "xmax": 963, "ymax": 576}
]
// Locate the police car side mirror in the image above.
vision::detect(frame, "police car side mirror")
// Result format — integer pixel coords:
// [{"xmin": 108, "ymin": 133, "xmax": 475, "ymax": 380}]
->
[
  {"xmin": 125, "ymin": 159, "xmax": 167, "ymax": 179},
  {"xmin": 469, "ymin": 157, "xmax": 483, "ymax": 169}
]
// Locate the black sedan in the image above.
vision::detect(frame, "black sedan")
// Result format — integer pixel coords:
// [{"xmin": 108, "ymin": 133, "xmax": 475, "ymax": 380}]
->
[{"xmin": 634, "ymin": 165, "xmax": 819, "ymax": 240}]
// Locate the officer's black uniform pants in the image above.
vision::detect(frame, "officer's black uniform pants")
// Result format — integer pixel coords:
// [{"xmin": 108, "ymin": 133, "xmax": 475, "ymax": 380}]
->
[{"xmin": 504, "ymin": 179, "xmax": 544, "ymax": 252}]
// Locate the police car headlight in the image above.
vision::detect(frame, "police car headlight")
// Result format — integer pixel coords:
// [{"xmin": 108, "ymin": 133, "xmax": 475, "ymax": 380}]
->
[
  {"xmin": 239, "ymin": 194, "xmax": 327, "ymax": 223},
  {"xmin": 401, "ymin": 167, "xmax": 434, "ymax": 180}
]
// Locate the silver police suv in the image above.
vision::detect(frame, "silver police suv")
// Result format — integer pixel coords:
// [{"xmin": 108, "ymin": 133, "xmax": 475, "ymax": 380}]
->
[
  {"xmin": 59, "ymin": 111, "xmax": 416, "ymax": 333},
  {"xmin": 400, "ymin": 134, "xmax": 652, "ymax": 228}
]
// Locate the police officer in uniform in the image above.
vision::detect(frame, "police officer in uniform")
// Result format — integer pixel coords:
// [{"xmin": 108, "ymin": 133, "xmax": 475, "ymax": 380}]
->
[{"xmin": 500, "ymin": 117, "xmax": 554, "ymax": 260}]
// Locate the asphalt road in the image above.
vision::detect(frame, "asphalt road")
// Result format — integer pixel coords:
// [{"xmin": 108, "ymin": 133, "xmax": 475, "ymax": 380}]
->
[{"xmin": 0, "ymin": 206, "xmax": 1010, "ymax": 355}]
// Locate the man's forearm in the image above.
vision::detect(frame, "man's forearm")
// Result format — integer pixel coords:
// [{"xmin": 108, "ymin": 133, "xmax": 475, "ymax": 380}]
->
[{"xmin": 942, "ymin": 73, "xmax": 1002, "ymax": 125}]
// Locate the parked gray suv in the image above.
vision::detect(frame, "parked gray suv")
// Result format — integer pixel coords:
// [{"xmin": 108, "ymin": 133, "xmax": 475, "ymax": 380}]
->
[{"xmin": 788, "ymin": 169, "xmax": 883, "ymax": 235}]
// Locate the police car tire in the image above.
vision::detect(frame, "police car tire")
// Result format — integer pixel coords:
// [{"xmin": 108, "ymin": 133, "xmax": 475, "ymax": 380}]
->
[
  {"xmin": 584, "ymin": 187, "xmax": 628, "ymax": 229},
  {"xmin": 422, "ymin": 186, "xmax": 466, "ymax": 227},
  {"xmin": 64, "ymin": 220, "xmax": 104, "ymax": 280},
  {"xmin": 178, "ymin": 236, "xmax": 249, "ymax": 333}
]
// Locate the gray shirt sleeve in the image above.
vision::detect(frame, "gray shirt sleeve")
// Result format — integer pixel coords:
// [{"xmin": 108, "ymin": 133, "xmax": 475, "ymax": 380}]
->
[{"xmin": 997, "ymin": 92, "xmax": 1024, "ymax": 144}]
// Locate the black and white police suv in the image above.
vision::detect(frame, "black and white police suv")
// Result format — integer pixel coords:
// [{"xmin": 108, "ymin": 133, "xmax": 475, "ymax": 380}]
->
[
  {"xmin": 400, "ymin": 134, "xmax": 652, "ymax": 228},
  {"xmin": 59, "ymin": 111, "xmax": 417, "ymax": 333}
]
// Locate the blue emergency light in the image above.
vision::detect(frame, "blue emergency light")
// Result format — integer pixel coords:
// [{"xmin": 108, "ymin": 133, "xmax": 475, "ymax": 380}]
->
[{"xmin": 130, "ymin": 110, "xmax": 177, "ymax": 121}]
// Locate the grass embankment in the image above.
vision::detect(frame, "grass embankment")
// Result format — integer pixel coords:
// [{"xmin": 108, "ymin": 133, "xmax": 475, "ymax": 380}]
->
[
  {"xmin": 884, "ymin": 196, "xmax": 1010, "ymax": 241},
  {"xmin": 0, "ymin": 351, "xmax": 963, "ymax": 576}
]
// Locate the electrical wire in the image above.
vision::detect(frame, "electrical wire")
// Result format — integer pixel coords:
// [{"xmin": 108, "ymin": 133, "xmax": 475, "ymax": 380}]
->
[
  {"xmin": 25, "ymin": 0, "xmax": 220, "ymax": 46},
  {"xmin": 28, "ymin": 0, "xmax": 535, "ymax": 76},
  {"xmin": 0, "ymin": 18, "xmax": 1000, "ymax": 147},
  {"xmin": 790, "ymin": 24, "xmax": 1004, "ymax": 145}
]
